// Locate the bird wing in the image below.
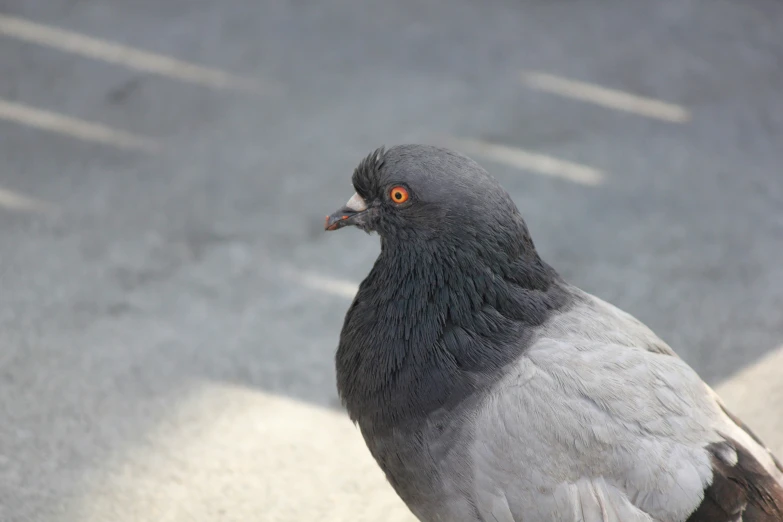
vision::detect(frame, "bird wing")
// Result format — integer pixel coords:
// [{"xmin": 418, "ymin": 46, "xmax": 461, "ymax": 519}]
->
[
  {"xmin": 685, "ymin": 389, "xmax": 783, "ymax": 521},
  {"xmin": 465, "ymin": 298, "xmax": 783, "ymax": 522}
]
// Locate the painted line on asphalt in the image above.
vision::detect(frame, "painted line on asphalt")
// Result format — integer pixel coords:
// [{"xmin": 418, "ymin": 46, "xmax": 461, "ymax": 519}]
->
[
  {"xmin": 0, "ymin": 185, "xmax": 57, "ymax": 214},
  {"xmin": 443, "ymin": 137, "xmax": 604, "ymax": 186},
  {"xmin": 0, "ymin": 13, "xmax": 265, "ymax": 93},
  {"xmin": 0, "ymin": 98, "xmax": 161, "ymax": 152},
  {"xmin": 278, "ymin": 265, "xmax": 359, "ymax": 300},
  {"xmin": 520, "ymin": 71, "xmax": 690, "ymax": 123}
]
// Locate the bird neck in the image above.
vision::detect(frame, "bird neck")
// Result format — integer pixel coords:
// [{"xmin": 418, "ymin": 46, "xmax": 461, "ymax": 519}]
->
[{"xmin": 335, "ymin": 235, "xmax": 571, "ymax": 430}]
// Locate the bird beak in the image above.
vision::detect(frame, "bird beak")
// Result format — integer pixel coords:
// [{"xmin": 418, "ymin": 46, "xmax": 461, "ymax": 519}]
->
[{"xmin": 324, "ymin": 193, "xmax": 368, "ymax": 231}]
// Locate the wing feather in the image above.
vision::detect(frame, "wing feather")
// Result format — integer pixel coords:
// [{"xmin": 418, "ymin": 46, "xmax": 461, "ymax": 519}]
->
[{"xmin": 686, "ymin": 427, "xmax": 783, "ymax": 522}]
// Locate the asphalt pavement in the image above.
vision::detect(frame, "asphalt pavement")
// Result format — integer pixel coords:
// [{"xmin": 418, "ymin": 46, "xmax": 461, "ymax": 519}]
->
[{"xmin": 1, "ymin": 0, "xmax": 782, "ymax": 520}]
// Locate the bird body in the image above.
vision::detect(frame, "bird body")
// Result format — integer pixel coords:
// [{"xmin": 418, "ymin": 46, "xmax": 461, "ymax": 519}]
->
[{"xmin": 325, "ymin": 145, "xmax": 783, "ymax": 521}]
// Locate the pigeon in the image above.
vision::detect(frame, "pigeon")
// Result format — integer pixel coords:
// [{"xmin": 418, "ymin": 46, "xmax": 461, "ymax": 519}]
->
[{"xmin": 324, "ymin": 144, "xmax": 783, "ymax": 521}]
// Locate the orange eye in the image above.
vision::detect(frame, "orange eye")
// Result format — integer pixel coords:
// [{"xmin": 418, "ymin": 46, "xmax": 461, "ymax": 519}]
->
[{"xmin": 390, "ymin": 186, "xmax": 409, "ymax": 204}]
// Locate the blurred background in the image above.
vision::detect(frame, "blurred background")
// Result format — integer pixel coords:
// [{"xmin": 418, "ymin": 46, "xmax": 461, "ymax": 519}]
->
[{"xmin": 1, "ymin": 0, "xmax": 782, "ymax": 520}]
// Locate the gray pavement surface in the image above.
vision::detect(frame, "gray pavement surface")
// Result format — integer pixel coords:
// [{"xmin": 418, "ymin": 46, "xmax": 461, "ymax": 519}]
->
[{"xmin": 1, "ymin": 0, "xmax": 782, "ymax": 520}]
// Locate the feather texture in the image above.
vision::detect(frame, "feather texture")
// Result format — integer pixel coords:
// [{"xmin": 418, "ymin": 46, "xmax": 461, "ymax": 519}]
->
[
  {"xmin": 685, "ymin": 436, "xmax": 783, "ymax": 522},
  {"xmin": 331, "ymin": 145, "xmax": 783, "ymax": 522}
]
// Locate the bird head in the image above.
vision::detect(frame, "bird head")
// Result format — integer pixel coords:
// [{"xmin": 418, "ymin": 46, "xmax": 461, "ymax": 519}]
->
[{"xmin": 324, "ymin": 144, "xmax": 528, "ymax": 255}]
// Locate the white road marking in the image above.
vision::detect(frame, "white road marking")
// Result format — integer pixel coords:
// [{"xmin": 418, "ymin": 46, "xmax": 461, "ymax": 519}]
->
[
  {"xmin": 445, "ymin": 137, "xmax": 604, "ymax": 186},
  {"xmin": 0, "ymin": 98, "xmax": 161, "ymax": 152},
  {"xmin": 520, "ymin": 71, "xmax": 690, "ymax": 123},
  {"xmin": 0, "ymin": 13, "xmax": 265, "ymax": 93},
  {"xmin": 279, "ymin": 266, "xmax": 359, "ymax": 299},
  {"xmin": 0, "ymin": 186, "xmax": 56, "ymax": 213}
]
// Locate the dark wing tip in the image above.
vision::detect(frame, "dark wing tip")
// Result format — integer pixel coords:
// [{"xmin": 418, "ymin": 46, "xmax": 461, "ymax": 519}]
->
[{"xmin": 686, "ymin": 437, "xmax": 783, "ymax": 522}]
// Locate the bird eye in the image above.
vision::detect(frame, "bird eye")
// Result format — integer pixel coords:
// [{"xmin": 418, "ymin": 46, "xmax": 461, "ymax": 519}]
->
[{"xmin": 389, "ymin": 186, "xmax": 409, "ymax": 204}]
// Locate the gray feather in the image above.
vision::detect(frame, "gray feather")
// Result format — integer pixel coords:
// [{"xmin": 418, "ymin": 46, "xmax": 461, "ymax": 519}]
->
[
  {"xmin": 331, "ymin": 145, "xmax": 783, "ymax": 522},
  {"xmin": 376, "ymin": 292, "xmax": 783, "ymax": 521}
]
